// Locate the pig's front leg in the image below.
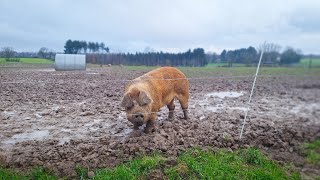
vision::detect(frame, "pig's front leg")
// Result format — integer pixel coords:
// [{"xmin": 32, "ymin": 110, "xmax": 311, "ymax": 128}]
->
[
  {"xmin": 144, "ymin": 113, "xmax": 157, "ymax": 133},
  {"xmin": 133, "ymin": 123, "xmax": 140, "ymax": 130}
]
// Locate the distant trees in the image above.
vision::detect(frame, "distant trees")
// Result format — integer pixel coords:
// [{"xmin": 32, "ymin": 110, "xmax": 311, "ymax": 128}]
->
[
  {"xmin": 38, "ymin": 47, "xmax": 55, "ymax": 60},
  {"xmin": 122, "ymin": 48, "xmax": 207, "ymax": 66},
  {"xmin": 280, "ymin": 47, "xmax": 302, "ymax": 64},
  {"xmin": 258, "ymin": 43, "xmax": 281, "ymax": 64},
  {"xmin": 86, "ymin": 48, "xmax": 208, "ymax": 67},
  {"xmin": 38, "ymin": 47, "xmax": 49, "ymax": 58},
  {"xmin": 1, "ymin": 47, "xmax": 17, "ymax": 61},
  {"xmin": 219, "ymin": 44, "xmax": 301, "ymax": 66},
  {"xmin": 220, "ymin": 46, "xmax": 258, "ymax": 66},
  {"xmin": 61, "ymin": 39, "xmax": 302, "ymax": 66},
  {"xmin": 64, "ymin": 39, "xmax": 109, "ymax": 54},
  {"xmin": 206, "ymin": 52, "xmax": 219, "ymax": 63}
]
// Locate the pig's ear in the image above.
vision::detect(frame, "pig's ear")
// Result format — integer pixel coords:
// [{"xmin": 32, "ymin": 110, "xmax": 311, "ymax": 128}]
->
[
  {"xmin": 121, "ymin": 93, "xmax": 133, "ymax": 107},
  {"xmin": 138, "ymin": 91, "xmax": 152, "ymax": 106}
]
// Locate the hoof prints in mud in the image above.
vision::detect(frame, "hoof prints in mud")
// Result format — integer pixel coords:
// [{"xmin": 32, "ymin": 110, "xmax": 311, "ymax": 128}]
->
[{"xmin": 0, "ymin": 68, "xmax": 320, "ymax": 177}]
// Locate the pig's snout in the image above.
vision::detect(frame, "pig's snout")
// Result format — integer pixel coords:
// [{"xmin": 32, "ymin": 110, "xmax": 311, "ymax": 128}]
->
[
  {"xmin": 132, "ymin": 113, "xmax": 144, "ymax": 126},
  {"xmin": 133, "ymin": 113, "xmax": 144, "ymax": 119}
]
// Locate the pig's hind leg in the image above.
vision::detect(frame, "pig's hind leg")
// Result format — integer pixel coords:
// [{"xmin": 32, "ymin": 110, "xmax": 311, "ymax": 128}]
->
[
  {"xmin": 177, "ymin": 94, "xmax": 189, "ymax": 120},
  {"xmin": 167, "ymin": 99, "xmax": 175, "ymax": 120}
]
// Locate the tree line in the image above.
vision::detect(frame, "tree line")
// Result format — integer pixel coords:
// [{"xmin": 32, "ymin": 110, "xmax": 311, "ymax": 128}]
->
[
  {"xmin": 122, "ymin": 48, "xmax": 207, "ymax": 66},
  {"xmin": 64, "ymin": 39, "xmax": 109, "ymax": 54},
  {"xmin": 86, "ymin": 48, "xmax": 208, "ymax": 67},
  {"xmin": 65, "ymin": 39, "xmax": 208, "ymax": 66},
  {"xmin": 0, "ymin": 41, "xmax": 304, "ymax": 67},
  {"xmin": 219, "ymin": 43, "xmax": 302, "ymax": 66}
]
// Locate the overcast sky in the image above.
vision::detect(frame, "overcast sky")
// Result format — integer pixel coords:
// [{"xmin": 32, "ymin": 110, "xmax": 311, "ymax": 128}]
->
[{"xmin": 1, "ymin": 0, "xmax": 319, "ymax": 54}]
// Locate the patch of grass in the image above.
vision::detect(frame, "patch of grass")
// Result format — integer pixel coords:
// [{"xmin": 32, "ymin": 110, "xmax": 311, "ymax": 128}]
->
[
  {"xmin": 75, "ymin": 165, "xmax": 88, "ymax": 179},
  {"xmin": 94, "ymin": 154, "xmax": 165, "ymax": 179},
  {"xmin": 303, "ymin": 139, "xmax": 320, "ymax": 165},
  {"xmin": 0, "ymin": 167, "xmax": 58, "ymax": 180},
  {"xmin": 0, "ymin": 58, "xmax": 54, "ymax": 64},
  {"xmin": 0, "ymin": 148, "xmax": 302, "ymax": 179},
  {"xmin": 5, "ymin": 58, "xmax": 20, "ymax": 62},
  {"xmin": 206, "ymin": 63, "xmax": 247, "ymax": 67},
  {"xmin": 0, "ymin": 167, "xmax": 24, "ymax": 180},
  {"xmin": 166, "ymin": 148, "xmax": 300, "ymax": 180},
  {"xmin": 299, "ymin": 58, "xmax": 320, "ymax": 67},
  {"xmin": 28, "ymin": 168, "xmax": 58, "ymax": 180}
]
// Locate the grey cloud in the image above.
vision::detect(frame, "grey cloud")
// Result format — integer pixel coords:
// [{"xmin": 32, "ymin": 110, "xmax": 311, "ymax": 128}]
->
[{"xmin": 0, "ymin": 0, "xmax": 319, "ymax": 54}]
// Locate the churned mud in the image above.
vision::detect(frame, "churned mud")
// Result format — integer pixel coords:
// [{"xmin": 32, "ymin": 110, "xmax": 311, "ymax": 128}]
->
[{"xmin": 0, "ymin": 67, "xmax": 319, "ymax": 177}]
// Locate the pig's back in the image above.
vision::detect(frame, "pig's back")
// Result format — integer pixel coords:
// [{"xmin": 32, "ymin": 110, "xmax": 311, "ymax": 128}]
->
[{"xmin": 144, "ymin": 67, "xmax": 189, "ymax": 106}]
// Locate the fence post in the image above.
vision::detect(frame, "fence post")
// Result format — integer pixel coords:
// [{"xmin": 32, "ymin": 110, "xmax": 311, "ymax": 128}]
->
[{"xmin": 239, "ymin": 42, "xmax": 265, "ymax": 140}]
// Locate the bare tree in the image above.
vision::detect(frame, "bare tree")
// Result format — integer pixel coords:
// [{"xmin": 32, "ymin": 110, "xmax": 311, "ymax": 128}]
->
[
  {"xmin": 38, "ymin": 47, "xmax": 49, "ymax": 59},
  {"xmin": 257, "ymin": 43, "xmax": 281, "ymax": 64},
  {"xmin": 1, "ymin": 47, "xmax": 16, "ymax": 60}
]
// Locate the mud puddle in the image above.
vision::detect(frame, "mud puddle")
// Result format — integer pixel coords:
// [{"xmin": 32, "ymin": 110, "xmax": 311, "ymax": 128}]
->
[
  {"xmin": 2, "ymin": 130, "xmax": 49, "ymax": 145},
  {"xmin": 206, "ymin": 91, "xmax": 244, "ymax": 98},
  {"xmin": 192, "ymin": 91, "xmax": 247, "ymax": 113}
]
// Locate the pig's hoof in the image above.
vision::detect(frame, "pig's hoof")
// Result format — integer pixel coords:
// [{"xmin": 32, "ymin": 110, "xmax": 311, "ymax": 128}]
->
[
  {"xmin": 168, "ymin": 116, "xmax": 175, "ymax": 121},
  {"xmin": 128, "ymin": 130, "xmax": 142, "ymax": 137},
  {"xmin": 144, "ymin": 127, "xmax": 155, "ymax": 134},
  {"xmin": 179, "ymin": 115, "xmax": 189, "ymax": 120}
]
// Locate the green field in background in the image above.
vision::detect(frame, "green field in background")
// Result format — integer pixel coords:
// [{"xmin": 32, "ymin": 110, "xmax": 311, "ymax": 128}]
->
[
  {"xmin": 0, "ymin": 58, "xmax": 54, "ymax": 64},
  {"xmin": 299, "ymin": 58, "xmax": 320, "ymax": 67},
  {"xmin": 123, "ymin": 65, "xmax": 320, "ymax": 77}
]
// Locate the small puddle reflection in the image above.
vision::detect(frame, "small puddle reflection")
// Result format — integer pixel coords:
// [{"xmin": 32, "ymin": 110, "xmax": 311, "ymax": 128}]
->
[
  {"xmin": 206, "ymin": 91, "xmax": 244, "ymax": 99},
  {"xmin": 2, "ymin": 130, "xmax": 49, "ymax": 145}
]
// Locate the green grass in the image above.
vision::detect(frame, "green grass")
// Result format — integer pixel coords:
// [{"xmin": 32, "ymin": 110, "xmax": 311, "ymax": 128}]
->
[
  {"xmin": 299, "ymin": 58, "xmax": 320, "ymax": 67},
  {"xmin": 206, "ymin": 63, "xmax": 247, "ymax": 67},
  {"xmin": 94, "ymin": 154, "xmax": 165, "ymax": 179},
  {"xmin": 166, "ymin": 148, "xmax": 300, "ymax": 180},
  {"xmin": 0, "ymin": 58, "xmax": 54, "ymax": 64},
  {"xmin": 124, "ymin": 65, "xmax": 320, "ymax": 77},
  {"xmin": 0, "ymin": 148, "xmax": 299, "ymax": 179},
  {"xmin": 303, "ymin": 139, "xmax": 320, "ymax": 166},
  {"xmin": 0, "ymin": 167, "xmax": 57, "ymax": 180}
]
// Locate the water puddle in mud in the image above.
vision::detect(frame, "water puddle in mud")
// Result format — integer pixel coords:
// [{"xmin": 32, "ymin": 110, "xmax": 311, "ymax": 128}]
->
[
  {"xmin": 206, "ymin": 91, "xmax": 244, "ymax": 99},
  {"xmin": 230, "ymin": 107, "xmax": 248, "ymax": 111},
  {"xmin": 36, "ymin": 69, "xmax": 55, "ymax": 72},
  {"xmin": 3, "ymin": 111, "xmax": 16, "ymax": 116},
  {"xmin": 115, "ymin": 112, "xmax": 133, "ymax": 137},
  {"xmin": 84, "ymin": 119, "xmax": 104, "ymax": 127},
  {"xmin": 206, "ymin": 106, "xmax": 248, "ymax": 112},
  {"xmin": 290, "ymin": 103, "xmax": 320, "ymax": 114},
  {"xmin": 2, "ymin": 130, "xmax": 49, "ymax": 145},
  {"xmin": 199, "ymin": 91, "xmax": 246, "ymax": 112},
  {"xmin": 58, "ymin": 138, "xmax": 70, "ymax": 145}
]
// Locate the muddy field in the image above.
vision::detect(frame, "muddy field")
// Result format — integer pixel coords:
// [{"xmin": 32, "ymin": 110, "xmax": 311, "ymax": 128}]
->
[{"xmin": 0, "ymin": 67, "xmax": 319, "ymax": 177}]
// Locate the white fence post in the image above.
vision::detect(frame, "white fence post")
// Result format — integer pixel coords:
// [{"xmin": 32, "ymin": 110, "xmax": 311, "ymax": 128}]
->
[{"xmin": 239, "ymin": 42, "xmax": 265, "ymax": 139}]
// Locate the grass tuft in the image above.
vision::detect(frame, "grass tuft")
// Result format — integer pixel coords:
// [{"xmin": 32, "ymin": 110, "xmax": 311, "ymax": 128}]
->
[
  {"xmin": 75, "ymin": 165, "xmax": 88, "ymax": 179},
  {"xmin": 94, "ymin": 154, "xmax": 165, "ymax": 179},
  {"xmin": 303, "ymin": 139, "xmax": 320, "ymax": 166},
  {"xmin": 0, "ymin": 167, "xmax": 58, "ymax": 180}
]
